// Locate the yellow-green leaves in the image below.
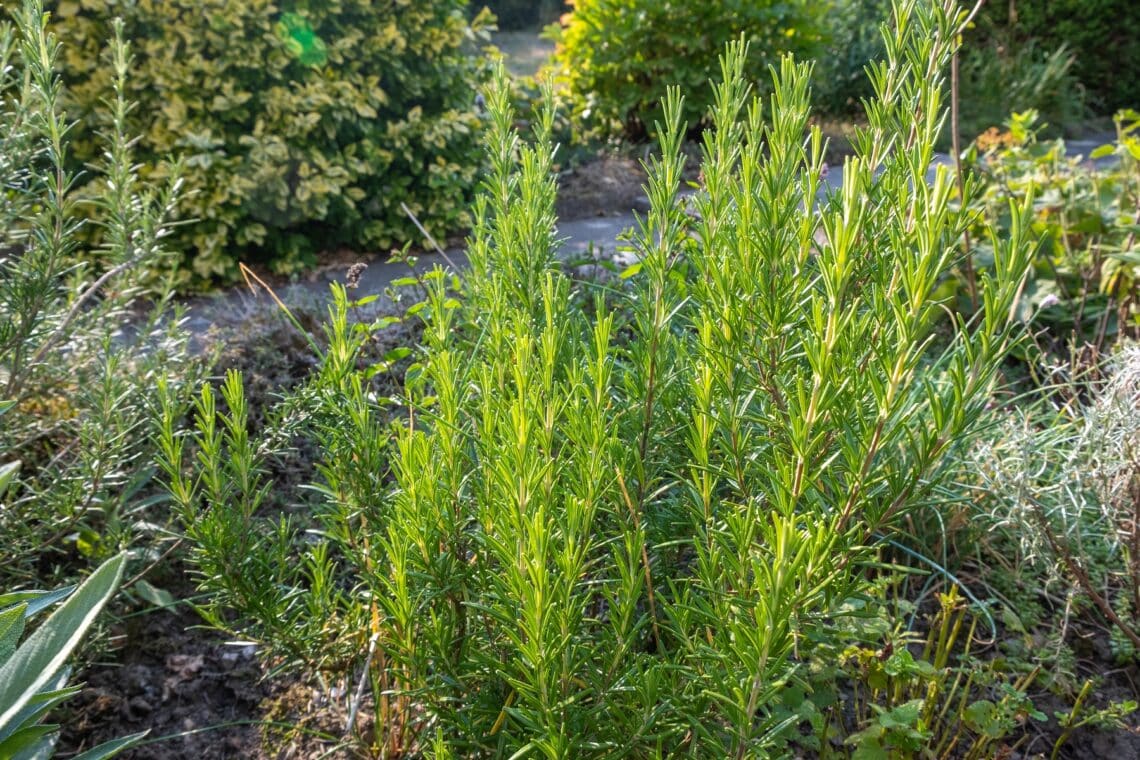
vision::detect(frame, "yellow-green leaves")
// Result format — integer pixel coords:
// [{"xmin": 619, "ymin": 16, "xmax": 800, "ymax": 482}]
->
[
  {"xmin": 45, "ymin": 0, "xmax": 492, "ymax": 284},
  {"xmin": 275, "ymin": 12, "xmax": 327, "ymax": 67}
]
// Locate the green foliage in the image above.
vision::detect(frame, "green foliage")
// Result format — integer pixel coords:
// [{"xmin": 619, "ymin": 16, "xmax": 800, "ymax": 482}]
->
[
  {"xmin": 162, "ymin": 1, "xmax": 1036, "ymax": 755},
  {"xmin": 812, "ymin": 0, "xmax": 1088, "ymax": 135},
  {"xmin": 1052, "ymin": 679, "xmax": 1138, "ymax": 760},
  {"xmin": 966, "ymin": 109, "xmax": 1140, "ymax": 353},
  {"xmin": 0, "ymin": 1, "xmax": 207, "ymax": 588},
  {"xmin": 813, "ymin": 0, "xmax": 892, "ymax": 117},
  {"xmin": 833, "ymin": 588, "xmax": 1046, "ymax": 759},
  {"xmin": 956, "ymin": 39, "xmax": 1087, "ymax": 141},
  {"xmin": 0, "ymin": 553, "xmax": 146, "ymax": 759},
  {"xmin": 42, "ymin": 0, "xmax": 493, "ymax": 283},
  {"xmin": 974, "ymin": 0, "xmax": 1140, "ymax": 115},
  {"xmin": 973, "ymin": 345, "xmax": 1140, "ymax": 655},
  {"xmin": 549, "ymin": 0, "xmax": 829, "ymax": 140}
]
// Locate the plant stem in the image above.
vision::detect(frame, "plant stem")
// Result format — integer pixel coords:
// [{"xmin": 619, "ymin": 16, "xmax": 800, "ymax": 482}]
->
[
  {"xmin": 617, "ymin": 467, "xmax": 661, "ymax": 650},
  {"xmin": 1033, "ymin": 499, "xmax": 1140, "ymax": 650}
]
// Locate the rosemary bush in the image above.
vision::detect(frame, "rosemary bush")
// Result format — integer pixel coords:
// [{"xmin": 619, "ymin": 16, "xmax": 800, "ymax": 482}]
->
[
  {"xmin": 0, "ymin": 1, "xmax": 206, "ymax": 588},
  {"xmin": 163, "ymin": 0, "xmax": 1035, "ymax": 755}
]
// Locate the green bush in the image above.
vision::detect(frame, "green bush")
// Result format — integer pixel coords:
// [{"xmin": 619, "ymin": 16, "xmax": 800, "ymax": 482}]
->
[
  {"xmin": 161, "ymin": 1, "xmax": 1037, "ymax": 755},
  {"xmin": 1, "ymin": 1, "xmax": 207, "ymax": 588},
  {"xmin": 974, "ymin": 0, "xmax": 1140, "ymax": 115},
  {"xmin": 812, "ymin": 0, "xmax": 1089, "ymax": 135},
  {"xmin": 550, "ymin": 0, "xmax": 829, "ymax": 140},
  {"xmin": 965, "ymin": 109, "xmax": 1140, "ymax": 352},
  {"xmin": 955, "ymin": 38, "xmax": 1086, "ymax": 141},
  {"xmin": 43, "ymin": 0, "xmax": 493, "ymax": 283},
  {"xmin": 813, "ymin": 0, "xmax": 891, "ymax": 117}
]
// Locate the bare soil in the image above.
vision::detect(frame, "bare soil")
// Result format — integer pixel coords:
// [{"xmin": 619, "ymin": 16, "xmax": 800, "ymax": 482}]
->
[
  {"xmin": 61, "ymin": 574, "xmax": 354, "ymax": 759},
  {"xmin": 63, "ymin": 605, "xmax": 268, "ymax": 759},
  {"xmin": 555, "ymin": 154, "xmax": 649, "ymax": 220}
]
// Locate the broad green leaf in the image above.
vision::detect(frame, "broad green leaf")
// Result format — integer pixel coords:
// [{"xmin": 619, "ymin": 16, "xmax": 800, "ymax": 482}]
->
[
  {"xmin": 383, "ymin": 347, "xmax": 412, "ymax": 363},
  {"xmin": 0, "ymin": 605, "xmax": 26, "ymax": 664},
  {"xmin": 0, "ymin": 723, "xmax": 57, "ymax": 758},
  {"xmin": 0, "ymin": 588, "xmax": 75, "ymax": 619},
  {"xmin": 0, "ymin": 669, "xmax": 72, "ymax": 746},
  {"xmin": 70, "ymin": 730, "xmax": 149, "ymax": 760},
  {"xmin": 963, "ymin": 699, "xmax": 1004, "ymax": 737},
  {"xmin": 0, "ymin": 461, "xmax": 20, "ymax": 499},
  {"xmin": 877, "ymin": 699, "xmax": 924, "ymax": 731},
  {"xmin": 851, "ymin": 737, "xmax": 889, "ymax": 760},
  {"xmin": 133, "ymin": 580, "xmax": 176, "ymax": 610},
  {"xmin": 0, "ymin": 554, "xmax": 126, "ymax": 732}
]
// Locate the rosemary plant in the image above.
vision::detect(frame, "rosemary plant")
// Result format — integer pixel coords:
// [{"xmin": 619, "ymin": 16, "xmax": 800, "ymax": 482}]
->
[
  {"xmin": 163, "ymin": 0, "xmax": 1035, "ymax": 755},
  {"xmin": 0, "ymin": 0, "xmax": 206, "ymax": 587}
]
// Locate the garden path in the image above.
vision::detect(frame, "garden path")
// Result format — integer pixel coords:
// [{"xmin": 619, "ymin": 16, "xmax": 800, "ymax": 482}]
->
[
  {"xmin": 179, "ymin": 133, "xmax": 1117, "ymax": 345},
  {"xmin": 179, "ymin": 158, "xmax": 848, "ymax": 340}
]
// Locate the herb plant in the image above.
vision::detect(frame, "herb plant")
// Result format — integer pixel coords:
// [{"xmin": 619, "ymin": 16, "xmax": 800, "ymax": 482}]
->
[
  {"xmin": 163, "ymin": 1, "xmax": 1036, "ymax": 755},
  {"xmin": 973, "ymin": 345, "xmax": 1140, "ymax": 656},
  {"xmin": 835, "ymin": 587, "xmax": 1046, "ymax": 759},
  {"xmin": 0, "ymin": 0, "xmax": 207, "ymax": 589},
  {"xmin": 967, "ymin": 108, "xmax": 1140, "ymax": 357},
  {"xmin": 0, "ymin": 553, "xmax": 144, "ymax": 760}
]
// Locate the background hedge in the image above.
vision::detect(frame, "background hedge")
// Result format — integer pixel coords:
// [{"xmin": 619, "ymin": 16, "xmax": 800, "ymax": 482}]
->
[
  {"xmin": 550, "ymin": 0, "xmax": 828, "ymax": 141},
  {"xmin": 974, "ymin": 0, "xmax": 1140, "ymax": 115},
  {"xmin": 40, "ymin": 0, "xmax": 492, "ymax": 282}
]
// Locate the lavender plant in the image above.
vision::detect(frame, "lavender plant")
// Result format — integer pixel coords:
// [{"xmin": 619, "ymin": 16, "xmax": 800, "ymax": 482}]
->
[{"xmin": 163, "ymin": 0, "xmax": 1035, "ymax": 755}]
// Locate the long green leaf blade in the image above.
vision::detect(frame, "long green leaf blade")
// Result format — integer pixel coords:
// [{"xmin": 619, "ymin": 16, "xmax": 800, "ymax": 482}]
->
[{"xmin": 0, "ymin": 553, "xmax": 126, "ymax": 732}]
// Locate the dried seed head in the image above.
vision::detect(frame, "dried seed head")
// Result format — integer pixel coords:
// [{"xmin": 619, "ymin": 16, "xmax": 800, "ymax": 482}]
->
[{"xmin": 345, "ymin": 262, "xmax": 368, "ymax": 289}]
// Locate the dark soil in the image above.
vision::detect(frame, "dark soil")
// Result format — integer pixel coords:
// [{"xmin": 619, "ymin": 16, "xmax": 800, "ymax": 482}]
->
[
  {"xmin": 62, "ymin": 605, "xmax": 268, "ymax": 759},
  {"xmin": 555, "ymin": 154, "xmax": 649, "ymax": 220},
  {"xmin": 61, "ymin": 598, "xmax": 355, "ymax": 759}
]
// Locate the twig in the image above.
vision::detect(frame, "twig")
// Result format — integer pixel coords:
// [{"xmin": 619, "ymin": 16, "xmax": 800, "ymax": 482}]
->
[
  {"xmin": 237, "ymin": 262, "xmax": 323, "ymax": 358},
  {"xmin": 1033, "ymin": 498, "xmax": 1140, "ymax": 651},
  {"xmin": 26, "ymin": 252, "xmax": 145, "ymax": 371},
  {"xmin": 122, "ymin": 537, "xmax": 185, "ymax": 591},
  {"xmin": 616, "ymin": 467, "xmax": 662, "ymax": 651},
  {"xmin": 346, "ymin": 633, "xmax": 378, "ymax": 736},
  {"xmin": 950, "ymin": 0, "xmax": 987, "ymax": 312},
  {"xmin": 401, "ymin": 202, "xmax": 459, "ymax": 271}
]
